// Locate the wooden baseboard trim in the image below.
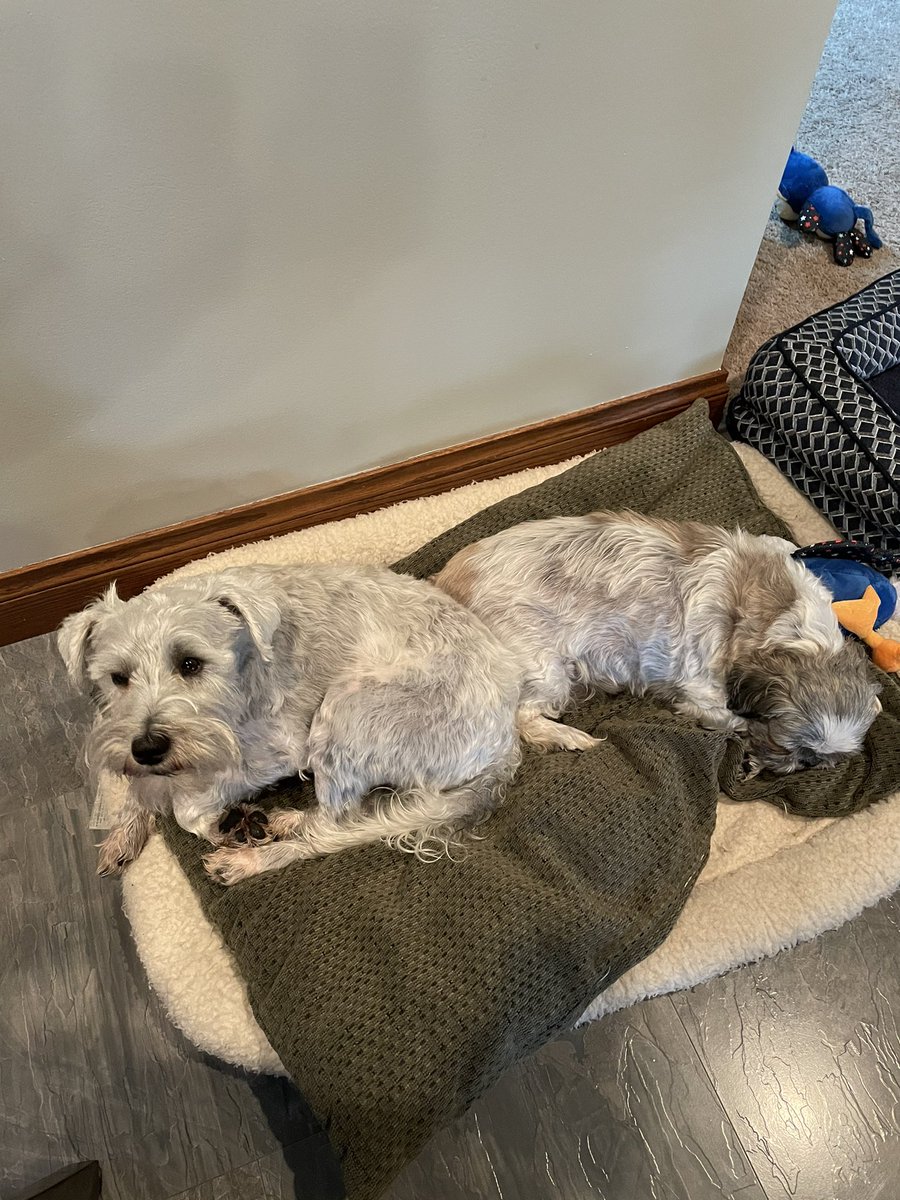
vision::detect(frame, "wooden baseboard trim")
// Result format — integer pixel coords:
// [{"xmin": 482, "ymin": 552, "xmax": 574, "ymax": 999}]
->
[{"xmin": 0, "ymin": 370, "xmax": 726, "ymax": 646}]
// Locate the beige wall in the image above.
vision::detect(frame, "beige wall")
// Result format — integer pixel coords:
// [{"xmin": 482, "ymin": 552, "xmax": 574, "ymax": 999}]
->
[{"xmin": 1, "ymin": 0, "xmax": 836, "ymax": 571}]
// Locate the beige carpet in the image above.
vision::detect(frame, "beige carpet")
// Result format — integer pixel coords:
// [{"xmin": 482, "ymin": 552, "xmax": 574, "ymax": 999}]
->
[
  {"xmin": 107, "ymin": 444, "xmax": 900, "ymax": 1076},
  {"xmin": 723, "ymin": 0, "xmax": 900, "ymax": 393}
]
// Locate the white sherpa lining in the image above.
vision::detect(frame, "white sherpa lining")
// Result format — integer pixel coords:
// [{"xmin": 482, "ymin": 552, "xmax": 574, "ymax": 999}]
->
[{"xmin": 115, "ymin": 444, "xmax": 900, "ymax": 1075}]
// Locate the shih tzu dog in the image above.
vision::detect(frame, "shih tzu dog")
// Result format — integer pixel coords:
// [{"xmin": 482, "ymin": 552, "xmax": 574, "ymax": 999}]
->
[{"xmin": 434, "ymin": 511, "xmax": 881, "ymax": 776}]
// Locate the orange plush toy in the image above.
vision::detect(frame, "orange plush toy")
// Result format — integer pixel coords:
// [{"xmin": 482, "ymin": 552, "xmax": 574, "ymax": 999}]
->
[{"xmin": 832, "ymin": 587, "xmax": 900, "ymax": 672}]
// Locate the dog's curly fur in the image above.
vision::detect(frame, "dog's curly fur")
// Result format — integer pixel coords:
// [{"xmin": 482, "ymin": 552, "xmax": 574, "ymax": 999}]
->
[
  {"xmin": 59, "ymin": 564, "xmax": 596, "ymax": 883},
  {"xmin": 434, "ymin": 511, "xmax": 881, "ymax": 775}
]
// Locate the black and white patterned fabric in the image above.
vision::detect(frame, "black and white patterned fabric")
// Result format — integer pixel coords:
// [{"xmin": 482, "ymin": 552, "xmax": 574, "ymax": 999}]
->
[
  {"xmin": 727, "ymin": 270, "xmax": 900, "ymax": 550},
  {"xmin": 836, "ymin": 307, "xmax": 900, "ymax": 380}
]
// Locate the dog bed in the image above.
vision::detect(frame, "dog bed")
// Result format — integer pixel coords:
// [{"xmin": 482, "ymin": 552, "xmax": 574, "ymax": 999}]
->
[
  {"xmin": 110, "ymin": 403, "xmax": 900, "ymax": 1200},
  {"xmin": 727, "ymin": 268, "xmax": 900, "ymax": 550}
]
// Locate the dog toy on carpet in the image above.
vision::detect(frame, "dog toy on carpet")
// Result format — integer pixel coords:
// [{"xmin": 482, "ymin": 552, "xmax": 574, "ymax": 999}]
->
[
  {"xmin": 777, "ymin": 148, "xmax": 882, "ymax": 267},
  {"xmin": 793, "ymin": 540, "xmax": 900, "ymax": 671}
]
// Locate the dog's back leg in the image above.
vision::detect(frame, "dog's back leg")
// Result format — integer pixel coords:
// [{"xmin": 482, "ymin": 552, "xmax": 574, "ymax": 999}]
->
[
  {"xmin": 516, "ymin": 709, "xmax": 602, "ymax": 751},
  {"xmin": 514, "ymin": 652, "xmax": 602, "ymax": 751}
]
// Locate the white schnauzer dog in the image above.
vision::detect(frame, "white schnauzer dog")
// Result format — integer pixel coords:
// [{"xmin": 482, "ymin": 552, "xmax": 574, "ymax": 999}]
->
[
  {"xmin": 434, "ymin": 511, "xmax": 881, "ymax": 776},
  {"xmin": 59, "ymin": 564, "xmax": 590, "ymax": 885}
]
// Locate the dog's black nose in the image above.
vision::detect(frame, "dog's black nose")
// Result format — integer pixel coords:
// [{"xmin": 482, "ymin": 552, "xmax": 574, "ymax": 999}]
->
[{"xmin": 131, "ymin": 731, "xmax": 171, "ymax": 766}]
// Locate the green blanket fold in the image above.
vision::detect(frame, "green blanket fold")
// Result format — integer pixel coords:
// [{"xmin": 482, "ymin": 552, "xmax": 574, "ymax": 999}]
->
[{"xmin": 161, "ymin": 401, "xmax": 900, "ymax": 1199}]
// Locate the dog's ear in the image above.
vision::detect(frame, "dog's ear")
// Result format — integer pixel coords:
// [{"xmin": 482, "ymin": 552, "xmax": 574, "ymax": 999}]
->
[
  {"xmin": 216, "ymin": 586, "xmax": 282, "ymax": 662},
  {"xmin": 57, "ymin": 584, "xmax": 123, "ymax": 682},
  {"xmin": 763, "ymin": 588, "xmax": 841, "ymax": 656},
  {"xmin": 726, "ymin": 659, "xmax": 783, "ymax": 721}
]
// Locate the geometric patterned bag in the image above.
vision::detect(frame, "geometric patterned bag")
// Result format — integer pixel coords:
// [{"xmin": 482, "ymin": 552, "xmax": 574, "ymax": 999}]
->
[{"xmin": 727, "ymin": 269, "xmax": 900, "ymax": 550}]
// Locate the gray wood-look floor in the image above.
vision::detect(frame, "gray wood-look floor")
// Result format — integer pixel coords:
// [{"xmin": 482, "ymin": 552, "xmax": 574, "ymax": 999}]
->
[{"xmin": 2, "ymin": 631, "xmax": 899, "ymax": 1200}]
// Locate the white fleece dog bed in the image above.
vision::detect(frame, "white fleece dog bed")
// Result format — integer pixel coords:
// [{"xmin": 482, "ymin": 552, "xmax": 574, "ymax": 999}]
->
[{"xmin": 109, "ymin": 443, "xmax": 900, "ymax": 1075}]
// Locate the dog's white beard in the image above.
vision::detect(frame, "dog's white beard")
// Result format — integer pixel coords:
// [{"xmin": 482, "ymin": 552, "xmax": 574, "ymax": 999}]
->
[{"xmin": 88, "ymin": 713, "xmax": 241, "ymax": 782}]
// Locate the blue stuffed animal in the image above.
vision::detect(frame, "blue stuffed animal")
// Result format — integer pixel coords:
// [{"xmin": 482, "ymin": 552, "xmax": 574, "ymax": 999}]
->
[
  {"xmin": 793, "ymin": 540, "xmax": 900, "ymax": 671},
  {"xmin": 777, "ymin": 148, "xmax": 882, "ymax": 267}
]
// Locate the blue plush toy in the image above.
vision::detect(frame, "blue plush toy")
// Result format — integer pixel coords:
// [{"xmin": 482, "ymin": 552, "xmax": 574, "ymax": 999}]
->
[
  {"xmin": 777, "ymin": 148, "xmax": 882, "ymax": 267},
  {"xmin": 793, "ymin": 540, "xmax": 900, "ymax": 671}
]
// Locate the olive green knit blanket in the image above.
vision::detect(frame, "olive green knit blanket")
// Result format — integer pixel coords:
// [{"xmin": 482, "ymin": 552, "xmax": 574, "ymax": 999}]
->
[{"xmin": 161, "ymin": 401, "xmax": 900, "ymax": 1199}]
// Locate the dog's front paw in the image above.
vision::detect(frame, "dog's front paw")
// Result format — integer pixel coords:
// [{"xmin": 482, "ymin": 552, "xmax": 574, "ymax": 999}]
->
[
  {"xmin": 96, "ymin": 828, "xmax": 138, "ymax": 876},
  {"xmin": 218, "ymin": 803, "xmax": 272, "ymax": 848},
  {"xmin": 204, "ymin": 845, "xmax": 262, "ymax": 886},
  {"xmin": 697, "ymin": 708, "xmax": 748, "ymax": 734},
  {"xmin": 741, "ymin": 750, "xmax": 761, "ymax": 779}
]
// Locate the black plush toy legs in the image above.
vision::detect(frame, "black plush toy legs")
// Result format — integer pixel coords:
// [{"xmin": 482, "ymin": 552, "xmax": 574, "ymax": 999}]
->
[{"xmin": 832, "ymin": 228, "xmax": 874, "ymax": 267}]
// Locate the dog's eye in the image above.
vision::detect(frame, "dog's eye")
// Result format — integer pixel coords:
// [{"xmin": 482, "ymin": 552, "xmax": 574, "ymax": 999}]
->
[
  {"xmin": 797, "ymin": 748, "xmax": 824, "ymax": 769},
  {"xmin": 110, "ymin": 672, "xmax": 129, "ymax": 688},
  {"xmin": 178, "ymin": 657, "xmax": 204, "ymax": 678}
]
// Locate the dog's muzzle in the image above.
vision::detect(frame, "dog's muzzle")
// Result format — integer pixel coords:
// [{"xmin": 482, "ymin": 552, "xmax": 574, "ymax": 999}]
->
[{"xmin": 131, "ymin": 730, "xmax": 172, "ymax": 766}]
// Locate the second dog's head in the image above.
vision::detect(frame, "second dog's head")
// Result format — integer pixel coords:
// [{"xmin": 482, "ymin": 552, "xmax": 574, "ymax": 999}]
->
[
  {"xmin": 728, "ymin": 639, "xmax": 881, "ymax": 775},
  {"xmin": 58, "ymin": 573, "xmax": 283, "ymax": 782}
]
